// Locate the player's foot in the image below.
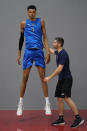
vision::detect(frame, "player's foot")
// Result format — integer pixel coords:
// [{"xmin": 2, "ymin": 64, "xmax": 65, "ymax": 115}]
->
[
  {"xmin": 51, "ymin": 118, "xmax": 65, "ymax": 126},
  {"xmin": 16, "ymin": 102, "xmax": 24, "ymax": 116},
  {"xmin": 71, "ymin": 117, "xmax": 84, "ymax": 128},
  {"xmin": 44, "ymin": 103, "xmax": 52, "ymax": 115}
]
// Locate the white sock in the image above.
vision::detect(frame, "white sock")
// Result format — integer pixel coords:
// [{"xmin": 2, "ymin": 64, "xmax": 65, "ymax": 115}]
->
[
  {"xmin": 19, "ymin": 97, "xmax": 23, "ymax": 103},
  {"xmin": 45, "ymin": 97, "xmax": 50, "ymax": 105}
]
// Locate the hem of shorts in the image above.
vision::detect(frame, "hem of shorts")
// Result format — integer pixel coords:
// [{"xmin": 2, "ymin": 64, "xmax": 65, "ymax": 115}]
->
[
  {"xmin": 25, "ymin": 47, "xmax": 43, "ymax": 50},
  {"xmin": 54, "ymin": 95, "xmax": 71, "ymax": 98},
  {"xmin": 35, "ymin": 64, "xmax": 45, "ymax": 68},
  {"xmin": 23, "ymin": 64, "xmax": 32, "ymax": 70}
]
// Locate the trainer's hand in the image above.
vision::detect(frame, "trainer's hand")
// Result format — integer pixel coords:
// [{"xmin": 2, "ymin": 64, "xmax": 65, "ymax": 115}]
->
[
  {"xmin": 43, "ymin": 76, "xmax": 51, "ymax": 82},
  {"xmin": 45, "ymin": 53, "xmax": 50, "ymax": 64},
  {"xmin": 17, "ymin": 54, "xmax": 21, "ymax": 65}
]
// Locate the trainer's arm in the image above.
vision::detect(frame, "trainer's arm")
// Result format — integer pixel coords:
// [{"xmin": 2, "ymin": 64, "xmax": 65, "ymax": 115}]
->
[
  {"xmin": 41, "ymin": 18, "xmax": 50, "ymax": 64},
  {"xmin": 50, "ymin": 48, "xmax": 55, "ymax": 54},
  {"xmin": 17, "ymin": 21, "xmax": 25, "ymax": 65},
  {"xmin": 43, "ymin": 64, "xmax": 64, "ymax": 82}
]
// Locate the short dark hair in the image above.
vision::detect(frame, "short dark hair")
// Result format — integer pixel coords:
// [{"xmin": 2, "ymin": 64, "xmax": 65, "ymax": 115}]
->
[
  {"xmin": 27, "ymin": 5, "xmax": 37, "ymax": 11},
  {"xmin": 55, "ymin": 37, "xmax": 64, "ymax": 47}
]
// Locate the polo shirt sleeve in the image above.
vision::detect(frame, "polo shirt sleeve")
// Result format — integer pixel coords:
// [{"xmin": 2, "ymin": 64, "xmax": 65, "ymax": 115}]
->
[{"xmin": 59, "ymin": 53, "xmax": 67, "ymax": 65}]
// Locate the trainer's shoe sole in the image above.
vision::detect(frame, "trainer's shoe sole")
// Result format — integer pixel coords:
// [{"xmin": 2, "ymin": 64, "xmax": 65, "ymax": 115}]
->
[
  {"xmin": 52, "ymin": 122, "xmax": 65, "ymax": 126},
  {"xmin": 71, "ymin": 120, "xmax": 84, "ymax": 128}
]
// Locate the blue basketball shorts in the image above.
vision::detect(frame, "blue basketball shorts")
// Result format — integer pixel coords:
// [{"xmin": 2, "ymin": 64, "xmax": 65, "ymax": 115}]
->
[{"xmin": 23, "ymin": 49, "xmax": 46, "ymax": 70}]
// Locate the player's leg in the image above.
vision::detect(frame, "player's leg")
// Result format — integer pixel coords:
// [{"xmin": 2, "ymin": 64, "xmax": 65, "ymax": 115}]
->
[
  {"xmin": 20, "ymin": 67, "xmax": 32, "ymax": 97},
  {"xmin": 37, "ymin": 66, "xmax": 48, "ymax": 97},
  {"xmin": 34, "ymin": 49, "xmax": 51, "ymax": 115},
  {"xmin": 37, "ymin": 66, "xmax": 52, "ymax": 115},
  {"xmin": 17, "ymin": 66, "xmax": 32, "ymax": 116}
]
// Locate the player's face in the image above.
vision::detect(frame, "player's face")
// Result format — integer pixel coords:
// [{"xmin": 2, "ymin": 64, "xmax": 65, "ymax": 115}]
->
[
  {"xmin": 28, "ymin": 9, "xmax": 36, "ymax": 19},
  {"xmin": 53, "ymin": 40, "xmax": 58, "ymax": 49}
]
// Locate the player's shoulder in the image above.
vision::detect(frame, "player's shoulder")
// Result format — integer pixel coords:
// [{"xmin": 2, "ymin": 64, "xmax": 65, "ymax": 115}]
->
[
  {"xmin": 20, "ymin": 20, "xmax": 26, "ymax": 26},
  {"xmin": 41, "ymin": 17, "xmax": 45, "ymax": 25}
]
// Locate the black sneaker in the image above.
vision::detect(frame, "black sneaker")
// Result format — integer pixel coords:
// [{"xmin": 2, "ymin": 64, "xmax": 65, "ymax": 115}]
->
[
  {"xmin": 51, "ymin": 118, "xmax": 65, "ymax": 126},
  {"xmin": 71, "ymin": 117, "xmax": 84, "ymax": 128}
]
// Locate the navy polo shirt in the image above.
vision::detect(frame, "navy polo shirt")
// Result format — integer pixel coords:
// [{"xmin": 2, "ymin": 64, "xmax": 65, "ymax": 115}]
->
[{"xmin": 55, "ymin": 49, "xmax": 72, "ymax": 80}]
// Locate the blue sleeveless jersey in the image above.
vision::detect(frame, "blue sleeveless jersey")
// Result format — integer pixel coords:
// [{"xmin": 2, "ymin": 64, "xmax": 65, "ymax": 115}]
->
[{"xmin": 24, "ymin": 18, "xmax": 43, "ymax": 49}]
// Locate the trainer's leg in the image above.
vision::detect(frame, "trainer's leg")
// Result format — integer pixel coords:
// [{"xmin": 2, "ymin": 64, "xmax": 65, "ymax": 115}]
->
[
  {"xmin": 64, "ymin": 97, "xmax": 84, "ymax": 128},
  {"xmin": 57, "ymin": 97, "xmax": 64, "ymax": 116},
  {"xmin": 20, "ymin": 66, "xmax": 32, "ymax": 97},
  {"xmin": 64, "ymin": 97, "xmax": 79, "ymax": 115},
  {"xmin": 36, "ymin": 66, "xmax": 52, "ymax": 115},
  {"xmin": 52, "ymin": 97, "xmax": 65, "ymax": 125}
]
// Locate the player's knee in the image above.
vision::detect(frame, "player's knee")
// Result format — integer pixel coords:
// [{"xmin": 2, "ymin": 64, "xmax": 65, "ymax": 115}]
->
[
  {"xmin": 40, "ymin": 72, "xmax": 45, "ymax": 82},
  {"xmin": 23, "ymin": 73, "xmax": 29, "ymax": 82}
]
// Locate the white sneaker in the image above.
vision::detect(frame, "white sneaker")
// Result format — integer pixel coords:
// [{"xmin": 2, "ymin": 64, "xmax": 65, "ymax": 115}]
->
[
  {"xmin": 16, "ymin": 102, "xmax": 24, "ymax": 116},
  {"xmin": 44, "ymin": 103, "xmax": 52, "ymax": 115}
]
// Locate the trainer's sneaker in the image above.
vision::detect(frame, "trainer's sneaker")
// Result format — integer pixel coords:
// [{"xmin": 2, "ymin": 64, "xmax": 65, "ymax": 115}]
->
[
  {"xmin": 44, "ymin": 103, "xmax": 52, "ymax": 115},
  {"xmin": 16, "ymin": 102, "xmax": 24, "ymax": 116},
  {"xmin": 52, "ymin": 118, "xmax": 65, "ymax": 126},
  {"xmin": 71, "ymin": 117, "xmax": 84, "ymax": 128}
]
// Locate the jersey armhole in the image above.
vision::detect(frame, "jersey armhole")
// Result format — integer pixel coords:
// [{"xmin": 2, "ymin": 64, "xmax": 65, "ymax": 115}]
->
[
  {"xmin": 24, "ymin": 19, "xmax": 28, "ymax": 29},
  {"xmin": 40, "ymin": 17, "xmax": 43, "ymax": 31}
]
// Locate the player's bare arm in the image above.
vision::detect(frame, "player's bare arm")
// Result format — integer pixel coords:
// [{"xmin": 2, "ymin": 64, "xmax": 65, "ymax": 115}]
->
[
  {"xmin": 17, "ymin": 20, "xmax": 26, "ymax": 65},
  {"xmin": 41, "ymin": 18, "xmax": 50, "ymax": 64}
]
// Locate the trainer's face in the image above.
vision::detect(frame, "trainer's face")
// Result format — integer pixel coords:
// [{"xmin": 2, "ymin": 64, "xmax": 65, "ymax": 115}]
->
[
  {"xmin": 28, "ymin": 9, "xmax": 36, "ymax": 19},
  {"xmin": 53, "ymin": 40, "xmax": 58, "ymax": 49}
]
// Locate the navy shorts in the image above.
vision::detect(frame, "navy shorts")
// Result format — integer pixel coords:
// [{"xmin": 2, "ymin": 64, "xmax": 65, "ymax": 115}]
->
[
  {"xmin": 55, "ymin": 77, "xmax": 73, "ymax": 98},
  {"xmin": 23, "ymin": 49, "xmax": 46, "ymax": 70}
]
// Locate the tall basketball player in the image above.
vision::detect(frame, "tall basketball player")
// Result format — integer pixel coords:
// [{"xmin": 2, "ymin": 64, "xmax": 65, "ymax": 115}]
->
[{"xmin": 16, "ymin": 5, "xmax": 52, "ymax": 116}]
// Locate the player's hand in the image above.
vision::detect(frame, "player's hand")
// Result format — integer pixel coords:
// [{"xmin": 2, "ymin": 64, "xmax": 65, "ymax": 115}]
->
[
  {"xmin": 17, "ymin": 54, "xmax": 21, "ymax": 65},
  {"xmin": 43, "ymin": 76, "xmax": 51, "ymax": 82},
  {"xmin": 45, "ymin": 53, "xmax": 50, "ymax": 64}
]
